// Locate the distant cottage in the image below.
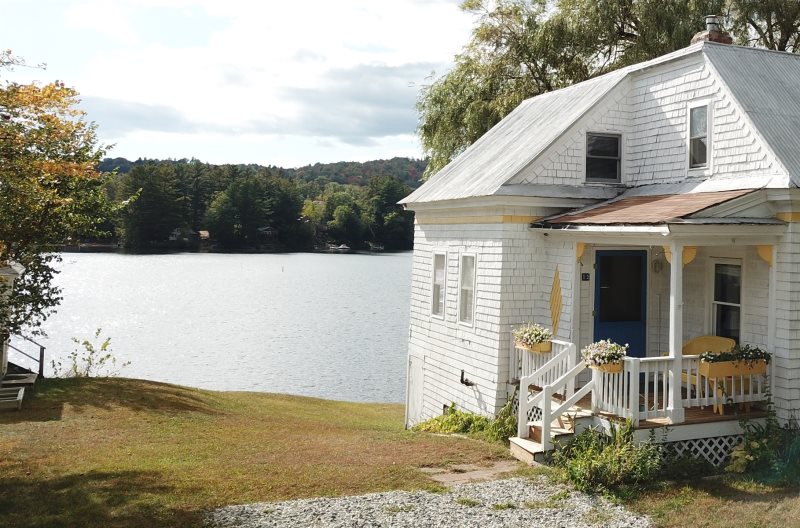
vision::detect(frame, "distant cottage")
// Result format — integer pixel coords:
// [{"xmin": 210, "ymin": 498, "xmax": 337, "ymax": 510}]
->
[{"xmin": 401, "ymin": 18, "xmax": 800, "ymax": 465}]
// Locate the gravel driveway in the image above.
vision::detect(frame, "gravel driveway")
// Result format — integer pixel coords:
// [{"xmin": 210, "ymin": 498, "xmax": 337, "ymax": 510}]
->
[{"xmin": 206, "ymin": 477, "xmax": 652, "ymax": 528}]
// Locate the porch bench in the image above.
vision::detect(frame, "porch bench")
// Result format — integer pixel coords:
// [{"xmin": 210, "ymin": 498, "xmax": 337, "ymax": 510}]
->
[{"xmin": 0, "ymin": 387, "xmax": 25, "ymax": 411}]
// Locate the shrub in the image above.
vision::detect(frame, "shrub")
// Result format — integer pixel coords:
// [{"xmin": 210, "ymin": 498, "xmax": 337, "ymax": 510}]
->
[
  {"xmin": 726, "ymin": 391, "xmax": 800, "ymax": 484},
  {"xmin": 551, "ymin": 421, "xmax": 661, "ymax": 492},
  {"xmin": 412, "ymin": 403, "xmax": 491, "ymax": 435},
  {"xmin": 413, "ymin": 397, "xmax": 516, "ymax": 442}
]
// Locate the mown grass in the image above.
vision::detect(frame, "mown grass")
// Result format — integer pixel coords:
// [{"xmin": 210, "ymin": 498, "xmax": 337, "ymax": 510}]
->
[
  {"xmin": 0, "ymin": 378, "xmax": 508, "ymax": 528},
  {"xmin": 626, "ymin": 477, "xmax": 800, "ymax": 528}
]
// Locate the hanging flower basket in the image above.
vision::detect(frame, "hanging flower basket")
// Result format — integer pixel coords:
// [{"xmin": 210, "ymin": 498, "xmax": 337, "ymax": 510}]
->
[
  {"xmin": 699, "ymin": 360, "xmax": 766, "ymax": 378},
  {"xmin": 582, "ymin": 339, "xmax": 628, "ymax": 373},
  {"xmin": 591, "ymin": 361, "xmax": 624, "ymax": 374},
  {"xmin": 699, "ymin": 344, "xmax": 770, "ymax": 377},
  {"xmin": 512, "ymin": 323, "xmax": 553, "ymax": 354},
  {"xmin": 515, "ymin": 340, "xmax": 552, "ymax": 354}
]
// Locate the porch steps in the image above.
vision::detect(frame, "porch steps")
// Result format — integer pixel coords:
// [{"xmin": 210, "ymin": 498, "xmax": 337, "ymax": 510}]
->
[
  {"xmin": 510, "ymin": 407, "xmax": 595, "ymax": 465},
  {"xmin": 0, "ymin": 387, "xmax": 25, "ymax": 411},
  {"xmin": 1, "ymin": 372, "xmax": 38, "ymax": 388},
  {"xmin": 509, "ymin": 437, "xmax": 547, "ymax": 464}
]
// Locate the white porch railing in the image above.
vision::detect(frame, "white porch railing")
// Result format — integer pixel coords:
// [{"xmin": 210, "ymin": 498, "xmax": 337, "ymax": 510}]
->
[
  {"xmin": 592, "ymin": 355, "xmax": 770, "ymax": 425},
  {"xmin": 508, "ymin": 327, "xmax": 575, "ymax": 383},
  {"xmin": 680, "ymin": 355, "xmax": 768, "ymax": 409},
  {"xmin": 517, "ymin": 340, "xmax": 585, "ymax": 450},
  {"xmin": 592, "ymin": 356, "xmax": 672, "ymax": 426},
  {"xmin": 515, "ymin": 342, "xmax": 772, "ymax": 453}
]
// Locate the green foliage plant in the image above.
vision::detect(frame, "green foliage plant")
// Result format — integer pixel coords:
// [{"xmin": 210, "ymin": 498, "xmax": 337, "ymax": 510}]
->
[
  {"xmin": 512, "ymin": 322, "xmax": 552, "ymax": 348},
  {"xmin": 485, "ymin": 393, "xmax": 518, "ymax": 443},
  {"xmin": 413, "ymin": 396, "xmax": 518, "ymax": 443},
  {"xmin": 699, "ymin": 344, "xmax": 771, "ymax": 366},
  {"xmin": 51, "ymin": 328, "xmax": 129, "ymax": 378},
  {"xmin": 412, "ymin": 403, "xmax": 491, "ymax": 435},
  {"xmin": 726, "ymin": 388, "xmax": 800, "ymax": 484},
  {"xmin": 551, "ymin": 420, "xmax": 661, "ymax": 492}
]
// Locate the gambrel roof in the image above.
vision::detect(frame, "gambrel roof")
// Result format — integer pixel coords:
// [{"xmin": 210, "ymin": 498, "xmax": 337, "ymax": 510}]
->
[{"xmin": 402, "ymin": 42, "xmax": 800, "ymax": 206}]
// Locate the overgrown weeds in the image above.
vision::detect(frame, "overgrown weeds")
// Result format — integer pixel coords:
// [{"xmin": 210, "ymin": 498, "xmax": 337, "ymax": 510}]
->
[
  {"xmin": 550, "ymin": 421, "xmax": 662, "ymax": 493},
  {"xmin": 411, "ymin": 391, "xmax": 517, "ymax": 443},
  {"xmin": 51, "ymin": 328, "xmax": 130, "ymax": 377},
  {"xmin": 727, "ymin": 390, "xmax": 800, "ymax": 484}
]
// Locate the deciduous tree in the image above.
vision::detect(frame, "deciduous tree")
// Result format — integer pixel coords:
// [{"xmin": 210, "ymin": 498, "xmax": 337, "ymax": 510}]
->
[{"xmin": 0, "ymin": 51, "xmax": 113, "ymax": 334}]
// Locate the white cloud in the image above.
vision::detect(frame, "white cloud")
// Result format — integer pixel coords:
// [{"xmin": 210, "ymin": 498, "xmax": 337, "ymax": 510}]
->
[{"xmin": 9, "ymin": 0, "xmax": 475, "ymax": 164}]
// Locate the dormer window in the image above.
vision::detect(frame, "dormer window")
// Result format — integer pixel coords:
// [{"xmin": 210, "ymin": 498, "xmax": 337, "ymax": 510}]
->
[
  {"xmin": 586, "ymin": 133, "xmax": 621, "ymax": 183},
  {"xmin": 690, "ymin": 105, "xmax": 708, "ymax": 168}
]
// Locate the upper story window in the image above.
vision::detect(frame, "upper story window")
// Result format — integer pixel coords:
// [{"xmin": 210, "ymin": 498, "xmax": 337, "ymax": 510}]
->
[
  {"xmin": 690, "ymin": 105, "xmax": 709, "ymax": 168},
  {"xmin": 431, "ymin": 253, "xmax": 446, "ymax": 317},
  {"xmin": 586, "ymin": 133, "xmax": 621, "ymax": 183},
  {"xmin": 458, "ymin": 254, "xmax": 476, "ymax": 325}
]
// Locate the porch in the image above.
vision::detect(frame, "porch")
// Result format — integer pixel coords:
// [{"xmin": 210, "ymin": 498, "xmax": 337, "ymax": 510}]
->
[
  {"xmin": 509, "ymin": 339, "xmax": 770, "ymax": 465},
  {"xmin": 507, "ymin": 189, "xmax": 784, "ymax": 463}
]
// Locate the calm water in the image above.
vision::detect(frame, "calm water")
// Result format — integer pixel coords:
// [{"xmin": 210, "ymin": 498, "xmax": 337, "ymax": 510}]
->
[{"xmin": 10, "ymin": 252, "xmax": 412, "ymax": 403}]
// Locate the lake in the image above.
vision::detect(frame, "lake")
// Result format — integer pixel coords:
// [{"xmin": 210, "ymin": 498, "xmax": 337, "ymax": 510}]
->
[{"xmin": 9, "ymin": 252, "xmax": 412, "ymax": 403}]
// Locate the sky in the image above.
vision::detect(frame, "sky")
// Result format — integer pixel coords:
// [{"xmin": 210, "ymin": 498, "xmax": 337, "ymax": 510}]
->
[{"xmin": 3, "ymin": 0, "xmax": 475, "ymax": 168}]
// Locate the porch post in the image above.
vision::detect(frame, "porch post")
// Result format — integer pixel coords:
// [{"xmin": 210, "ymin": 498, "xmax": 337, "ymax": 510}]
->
[{"xmin": 667, "ymin": 241, "xmax": 685, "ymax": 423}]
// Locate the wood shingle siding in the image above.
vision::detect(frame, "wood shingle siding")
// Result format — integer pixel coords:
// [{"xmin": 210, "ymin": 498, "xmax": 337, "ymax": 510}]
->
[{"xmin": 403, "ymin": 41, "xmax": 800, "ymax": 429}]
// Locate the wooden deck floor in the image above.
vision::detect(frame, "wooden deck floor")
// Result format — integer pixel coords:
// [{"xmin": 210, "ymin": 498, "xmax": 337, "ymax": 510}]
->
[{"xmin": 569, "ymin": 394, "xmax": 767, "ymax": 429}]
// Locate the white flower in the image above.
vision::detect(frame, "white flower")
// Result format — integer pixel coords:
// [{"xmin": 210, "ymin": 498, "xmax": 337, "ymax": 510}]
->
[
  {"xmin": 513, "ymin": 323, "xmax": 553, "ymax": 347},
  {"xmin": 581, "ymin": 339, "xmax": 627, "ymax": 366}
]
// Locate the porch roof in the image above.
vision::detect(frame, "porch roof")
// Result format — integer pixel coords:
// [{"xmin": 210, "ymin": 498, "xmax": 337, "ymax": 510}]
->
[{"xmin": 545, "ymin": 189, "xmax": 754, "ymax": 225}]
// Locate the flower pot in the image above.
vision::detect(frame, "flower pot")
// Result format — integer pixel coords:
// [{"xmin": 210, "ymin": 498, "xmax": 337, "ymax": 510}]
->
[
  {"xmin": 516, "ymin": 340, "xmax": 552, "ymax": 354},
  {"xmin": 699, "ymin": 359, "xmax": 767, "ymax": 378},
  {"xmin": 589, "ymin": 362, "xmax": 623, "ymax": 374}
]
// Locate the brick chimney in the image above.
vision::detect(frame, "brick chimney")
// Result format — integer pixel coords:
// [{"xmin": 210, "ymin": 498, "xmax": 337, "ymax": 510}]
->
[{"xmin": 691, "ymin": 15, "xmax": 733, "ymax": 45}]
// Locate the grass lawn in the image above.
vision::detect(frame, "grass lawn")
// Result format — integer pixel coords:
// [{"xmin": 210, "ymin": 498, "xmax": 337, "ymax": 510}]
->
[
  {"xmin": 0, "ymin": 378, "xmax": 508, "ymax": 527},
  {"xmin": 627, "ymin": 477, "xmax": 800, "ymax": 528}
]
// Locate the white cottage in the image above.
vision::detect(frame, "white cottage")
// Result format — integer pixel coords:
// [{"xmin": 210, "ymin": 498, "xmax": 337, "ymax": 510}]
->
[{"xmin": 401, "ymin": 21, "xmax": 800, "ymax": 465}]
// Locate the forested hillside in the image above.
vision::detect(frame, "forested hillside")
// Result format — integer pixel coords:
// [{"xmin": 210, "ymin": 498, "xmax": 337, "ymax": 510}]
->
[{"xmin": 99, "ymin": 157, "xmax": 425, "ymax": 251}]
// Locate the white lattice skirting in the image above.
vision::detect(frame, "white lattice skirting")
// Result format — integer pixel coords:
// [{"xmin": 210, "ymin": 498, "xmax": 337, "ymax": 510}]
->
[
  {"xmin": 663, "ymin": 435, "xmax": 744, "ymax": 467},
  {"xmin": 511, "ymin": 392, "xmax": 543, "ymax": 423}
]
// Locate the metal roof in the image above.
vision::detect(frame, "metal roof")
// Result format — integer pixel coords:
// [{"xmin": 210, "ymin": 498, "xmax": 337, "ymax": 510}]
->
[
  {"xmin": 705, "ymin": 43, "xmax": 800, "ymax": 183},
  {"xmin": 546, "ymin": 189, "xmax": 754, "ymax": 225},
  {"xmin": 402, "ymin": 41, "xmax": 800, "ymax": 206},
  {"xmin": 400, "ymin": 70, "xmax": 628, "ymax": 205},
  {"xmin": 401, "ymin": 44, "xmax": 711, "ymax": 205}
]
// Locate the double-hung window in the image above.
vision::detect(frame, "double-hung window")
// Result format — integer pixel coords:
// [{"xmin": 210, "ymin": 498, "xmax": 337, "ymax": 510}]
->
[
  {"xmin": 711, "ymin": 260, "xmax": 741, "ymax": 342},
  {"xmin": 458, "ymin": 254, "xmax": 476, "ymax": 324},
  {"xmin": 689, "ymin": 105, "xmax": 709, "ymax": 168},
  {"xmin": 586, "ymin": 133, "xmax": 621, "ymax": 183},
  {"xmin": 431, "ymin": 253, "xmax": 446, "ymax": 317}
]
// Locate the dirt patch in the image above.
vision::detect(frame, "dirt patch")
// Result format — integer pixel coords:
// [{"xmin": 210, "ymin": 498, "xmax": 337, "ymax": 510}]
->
[{"xmin": 422, "ymin": 460, "xmax": 522, "ymax": 485}]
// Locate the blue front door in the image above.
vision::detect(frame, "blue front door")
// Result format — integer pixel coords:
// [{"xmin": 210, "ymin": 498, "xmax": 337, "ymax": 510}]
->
[{"xmin": 594, "ymin": 250, "xmax": 647, "ymax": 358}]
